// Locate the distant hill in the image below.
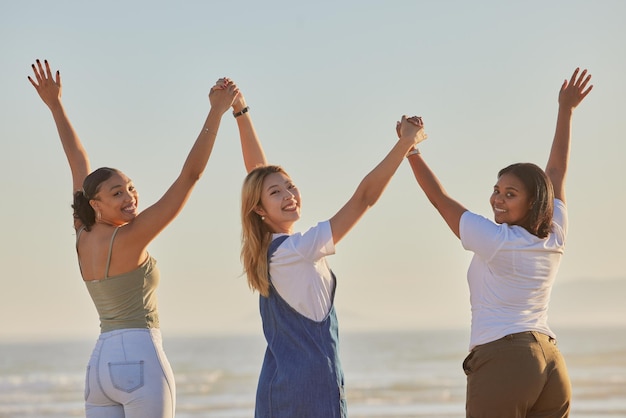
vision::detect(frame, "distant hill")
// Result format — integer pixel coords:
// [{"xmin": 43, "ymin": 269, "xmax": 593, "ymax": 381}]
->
[{"xmin": 550, "ymin": 278, "xmax": 626, "ymax": 328}]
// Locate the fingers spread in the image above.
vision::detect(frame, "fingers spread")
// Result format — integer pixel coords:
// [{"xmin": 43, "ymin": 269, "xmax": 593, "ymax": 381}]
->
[
  {"xmin": 27, "ymin": 75, "xmax": 38, "ymax": 88},
  {"xmin": 569, "ymin": 67, "xmax": 580, "ymax": 86},
  {"xmin": 36, "ymin": 59, "xmax": 45, "ymax": 78},
  {"xmin": 44, "ymin": 59, "xmax": 53, "ymax": 79},
  {"xmin": 31, "ymin": 63, "xmax": 42, "ymax": 82}
]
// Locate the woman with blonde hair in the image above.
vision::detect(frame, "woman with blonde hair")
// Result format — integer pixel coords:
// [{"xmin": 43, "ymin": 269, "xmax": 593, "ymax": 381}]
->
[{"xmin": 226, "ymin": 76, "xmax": 426, "ymax": 416}]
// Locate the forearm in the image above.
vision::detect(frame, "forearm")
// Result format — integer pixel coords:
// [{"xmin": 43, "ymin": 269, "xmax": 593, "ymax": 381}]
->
[
  {"xmin": 407, "ymin": 154, "xmax": 465, "ymax": 238},
  {"xmin": 357, "ymin": 138, "xmax": 414, "ymax": 206},
  {"xmin": 407, "ymin": 154, "xmax": 448, "ymax": 208},
  {"xmin": 328, "ymin": 138, "xmax": 413, "ymax": 244},
  {"xmin": 235, "ymin": 113, "xmax": 267, "ymax": 172},
  {"xmin": 546, "ymin": 106, "xmax": 573, "ymax": 179},
  {"xmin": 181, "ymin": 108, "xmax": 223, "ymax": 181},
  {"xmin": 546, "ymin": 67, "xmax": 593, "ymax": 201},
  {"xmin": 48, "ymin": 102, "xmax": 90, "ymax": 191}
]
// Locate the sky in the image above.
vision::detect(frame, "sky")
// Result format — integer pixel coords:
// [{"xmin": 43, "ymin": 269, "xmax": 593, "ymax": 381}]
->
[{"xmin": 1, "ymin": 0, "xmax": 625, "ymax": 342}]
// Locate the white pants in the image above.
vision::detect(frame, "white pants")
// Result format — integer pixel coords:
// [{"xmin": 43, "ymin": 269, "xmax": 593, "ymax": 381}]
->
[{"xmin": 85, "ymin": 328, "xmax": 176, "ymax": 418}]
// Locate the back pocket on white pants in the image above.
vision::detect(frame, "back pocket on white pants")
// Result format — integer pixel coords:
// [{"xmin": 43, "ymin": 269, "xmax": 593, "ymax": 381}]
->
[{"xmin": 108, "ymin": 360, "xmax": 145, "ymax": 393}]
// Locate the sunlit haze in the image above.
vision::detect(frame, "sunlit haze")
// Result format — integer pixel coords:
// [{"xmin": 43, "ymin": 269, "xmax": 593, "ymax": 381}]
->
[{"xmin": 1, "ymin": 1, "xmax": 624, "ymax": 341}]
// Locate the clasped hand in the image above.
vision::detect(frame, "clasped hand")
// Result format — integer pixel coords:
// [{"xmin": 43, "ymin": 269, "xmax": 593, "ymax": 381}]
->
[{"xmin": 397, "ymin": 115, "xmax": 428, "ymax": 146}]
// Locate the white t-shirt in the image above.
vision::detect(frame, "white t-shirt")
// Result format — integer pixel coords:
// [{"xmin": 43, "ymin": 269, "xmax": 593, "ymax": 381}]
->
[
  {"xmin": 269, "ymin": 220, "xmax": 336, "ymax": 322},
  {"xmin": 460, "ymin": 199, "xmax": 567, "ymax": 350}
]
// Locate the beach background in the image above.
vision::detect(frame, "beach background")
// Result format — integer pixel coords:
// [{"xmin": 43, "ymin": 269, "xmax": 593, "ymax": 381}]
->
[
  {"xmin": 2, "ymin": 279, "xmax": 626, "ymax": 417},
  {"xmin": 1, "ymin": 325, "xmax": 625, "ymax": 417},
  {"xmin": 1, "ymin": 1, "xmax": 625, "ymax": 416}
]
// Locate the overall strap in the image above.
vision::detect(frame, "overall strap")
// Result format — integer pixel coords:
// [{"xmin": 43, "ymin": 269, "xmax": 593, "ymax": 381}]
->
[
  {"xmin": 266, "ymin": 234, "xmax": 289, "ymax": 291},
  {"xmin": 104, "ymin": 227, "xmax": 121, "ymax": 279},
  {"xmin": 267, "ymin": 235, "xmax": 289, "ymax": 265}
]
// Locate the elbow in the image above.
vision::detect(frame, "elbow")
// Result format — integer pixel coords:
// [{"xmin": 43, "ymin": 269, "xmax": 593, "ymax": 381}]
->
[
  {"xmin": 192, "ymin": 171, "xmax": 203, "ymax": 183},
  {"xmin": 545, "ymin": 166, "xmax": 566, "ymax": 180},
  {"xmin": 428, "ymin": 193, "xmax": 453, "ymax": 215},
  {"xmin": 184, "ymin": 169, "xmax": 203, "ymax": 184},
  {"xmin": 428, "ymin": 196, "xmax": 442, "ymax": 210},
  {"xmin": 359, "ymin": 188, "xmax": 382, "ymax": 209}
]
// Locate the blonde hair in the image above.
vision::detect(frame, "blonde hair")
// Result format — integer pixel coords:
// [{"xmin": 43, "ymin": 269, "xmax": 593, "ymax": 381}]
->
[{"xmin": 240, "ymin": 165, "xmax": 289, "ymax": 297}]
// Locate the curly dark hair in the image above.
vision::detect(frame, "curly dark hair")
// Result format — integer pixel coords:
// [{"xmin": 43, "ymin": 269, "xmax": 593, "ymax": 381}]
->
[
  {"xmin": 72, "ymin": 167, "xmax": 119, "ymax": 231},
  {"xmin": 497, "ymin": 163, "xmax": 554, "ymax": 238}
]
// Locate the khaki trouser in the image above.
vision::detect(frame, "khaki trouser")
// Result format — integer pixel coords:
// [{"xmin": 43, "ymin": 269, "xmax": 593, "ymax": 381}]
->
[{"xmin": 463, "ymin": 331, "xmax": 571, "ymax": 418}]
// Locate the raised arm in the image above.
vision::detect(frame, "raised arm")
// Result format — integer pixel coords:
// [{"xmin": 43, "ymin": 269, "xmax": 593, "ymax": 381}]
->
[
  {"xmin": 28, "ymin": 59, "xmax": 90, "ymax": 195},
  {"xmin": 213, "ymin": 78, "xmax": 267, "ymax": 172},
  {"xmin": 126, "ymin": 82, "xmax": 240, "ymax": 247},
  {"xmin": 329, "ymin": 116, "xmax": 427, "ymax": 244},
  {"xmin": 545, "ymin": 68, "xmax": 593, "ymax": 203},
  {"xmin": 405, "ymin": 120, "xmax": 467, "ymax": 239}
]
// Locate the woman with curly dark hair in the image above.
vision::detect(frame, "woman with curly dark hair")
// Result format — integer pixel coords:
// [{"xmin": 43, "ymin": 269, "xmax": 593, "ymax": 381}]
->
[
  {"xmin": 406, "ymin": 68, "xmax": 593, "ymax": 417},
  {"xmin": 29, "ymin": 59, "xmax": 238, "ymax": 418}
]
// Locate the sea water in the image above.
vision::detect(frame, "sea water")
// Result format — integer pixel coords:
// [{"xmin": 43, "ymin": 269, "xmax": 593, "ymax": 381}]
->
[{"xmin": 0, "ymin": 327, "xmax": 624, "ymax": 417}]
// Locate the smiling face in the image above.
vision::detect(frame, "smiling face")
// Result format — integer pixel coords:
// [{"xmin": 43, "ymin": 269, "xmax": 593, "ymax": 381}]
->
[
  {"xmin": 490, "ymin": 172, "xmax": 533, "ymax": 226},
  {"xmin": 89, "ymin": 171, "xmax": 139, "ymax": 226},
  {"xmin": 255, "ymin": 171, "xmax": 301, "ymax": 234}
]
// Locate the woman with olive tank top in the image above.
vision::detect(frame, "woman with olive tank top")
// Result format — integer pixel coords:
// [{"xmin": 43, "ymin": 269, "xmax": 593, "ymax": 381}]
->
[
  {"xmin": 29, "ymin": 59, "xmax": 239, "ymax": 418},
  {"xmin": 79, "ymin": 227, "xmax": 167, "ymax": 416}
]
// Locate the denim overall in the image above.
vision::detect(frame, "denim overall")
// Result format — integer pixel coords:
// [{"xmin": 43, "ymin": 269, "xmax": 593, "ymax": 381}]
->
[{"xmin": 255, "ymin": 235, "xmax": 347, "ymax": 418}]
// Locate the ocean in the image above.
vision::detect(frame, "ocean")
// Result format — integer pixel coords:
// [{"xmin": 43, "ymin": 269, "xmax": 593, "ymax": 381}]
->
[{"xmin": 0, "ymin": 327, "xmax": 624, "ymax": 417}]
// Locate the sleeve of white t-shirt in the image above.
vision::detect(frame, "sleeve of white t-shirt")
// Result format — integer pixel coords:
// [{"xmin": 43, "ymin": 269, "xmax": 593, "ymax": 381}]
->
[
  {"xmin": 461, "ymin": 199, "xmax": 568, "ymax": 259},
  {"xmin": 276, "ymin": 220, "xmax": 335, "ymax": 262},
  {"xmin": 460, "ymin": 211, "xmax": 506, "ymax": 261},
  {"xmin": 552, "ymin": 199, "xmax": 567, "ymax": 240}
]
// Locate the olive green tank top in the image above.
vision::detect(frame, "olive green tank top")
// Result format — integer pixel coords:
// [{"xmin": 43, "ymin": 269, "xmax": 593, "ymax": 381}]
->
[{"xmin": 77, "ymin": 227, "xmax": 160, "ymax": 333}]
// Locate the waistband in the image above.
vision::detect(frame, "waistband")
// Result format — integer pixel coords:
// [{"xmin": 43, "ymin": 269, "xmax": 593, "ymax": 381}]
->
[
  {"xmin": 499, "ymin": 331, "xmax": 556, "ymax": 345},
  {"xmin": 98, "ymin": 327, "xmax": 160, "ymax": 340}
]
